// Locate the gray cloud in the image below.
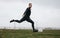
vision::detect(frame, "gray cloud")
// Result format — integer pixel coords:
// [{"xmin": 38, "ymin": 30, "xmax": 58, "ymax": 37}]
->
[
  {"xmin": 32, "ymin": 0, "xmax": 60, "ymax": 9},
  {"xmin": 0, "ymin": 0, "xmax": 60, "ymax": 29}
]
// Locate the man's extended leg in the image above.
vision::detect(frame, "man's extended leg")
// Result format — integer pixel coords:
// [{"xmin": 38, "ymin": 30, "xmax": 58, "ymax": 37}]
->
[
  {"xmin": 26, "ymin": 18, "xmax": 38, "ymax": 32},
  {"xmin": 10, "ymin": 17, "xmax": 25, "ymax": 23}
]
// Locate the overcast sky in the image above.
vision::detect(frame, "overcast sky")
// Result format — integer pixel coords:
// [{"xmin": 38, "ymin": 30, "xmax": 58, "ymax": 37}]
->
[{"xmin": 0, "ymin": 0, "xmax": 60, "ymax": 30}]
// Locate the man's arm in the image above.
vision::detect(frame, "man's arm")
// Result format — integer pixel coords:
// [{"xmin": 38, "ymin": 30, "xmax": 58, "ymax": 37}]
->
[{"xmin": 22, "ymin": 8, "xmax": 28, "ymax": 17}]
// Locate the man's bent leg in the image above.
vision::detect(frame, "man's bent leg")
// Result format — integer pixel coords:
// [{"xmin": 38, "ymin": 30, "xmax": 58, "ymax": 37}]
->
[
  {"xmin": 26, "ymin": 18, "xmax": 38, "ymax": 32},
  {"xmin": 26, "ymin": 18, "xmax": 35, "ymax": 30}
]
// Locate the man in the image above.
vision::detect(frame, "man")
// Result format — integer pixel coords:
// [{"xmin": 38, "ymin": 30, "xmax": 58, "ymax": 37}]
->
[{"xmin": 10, "ymin": 3, "xmax": 38, "ymax": 32}]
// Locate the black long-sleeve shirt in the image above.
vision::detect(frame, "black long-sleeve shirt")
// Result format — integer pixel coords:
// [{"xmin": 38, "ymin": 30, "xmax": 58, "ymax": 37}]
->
[{"xmin": 23, "ymin": 7, "xmax": 31, "ymax": 17}]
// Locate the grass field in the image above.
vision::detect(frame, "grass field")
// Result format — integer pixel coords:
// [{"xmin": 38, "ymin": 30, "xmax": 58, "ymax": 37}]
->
[{"xmin": 0, "ymin": 29, "xmax": 60, "ymax": 38}]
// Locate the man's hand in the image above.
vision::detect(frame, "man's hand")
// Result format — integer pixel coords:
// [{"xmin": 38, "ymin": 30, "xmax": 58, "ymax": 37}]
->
[
  {"xmin": 22, "ymin": 12, "xmax": 26, "ymax": 17},
  {"xmin": 22, "ymin": 14, "xmax": 24, "ymax": 17}
]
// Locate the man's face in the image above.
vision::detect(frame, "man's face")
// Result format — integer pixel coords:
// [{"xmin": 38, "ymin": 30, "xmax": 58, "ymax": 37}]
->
[{"xmin": 29, "ymin": 3, "xmax": 32, "ymax": 8}]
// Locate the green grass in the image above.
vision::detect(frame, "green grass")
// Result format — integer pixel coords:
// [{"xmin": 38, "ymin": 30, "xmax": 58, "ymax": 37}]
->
[{"xmin": 0, "ymin": 29, "xmax": 60, "ymax": 38}]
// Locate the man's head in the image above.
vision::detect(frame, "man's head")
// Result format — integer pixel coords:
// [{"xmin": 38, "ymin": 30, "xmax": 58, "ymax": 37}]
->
[{"xmin": 28, "ymin": 3, "xmax": 32, "ymax": 8}]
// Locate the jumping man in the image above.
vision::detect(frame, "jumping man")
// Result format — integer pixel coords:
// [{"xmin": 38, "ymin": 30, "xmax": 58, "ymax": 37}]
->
[{"xmin": 10, "ymin": 3, "xmax": 38, "ymax": 32}]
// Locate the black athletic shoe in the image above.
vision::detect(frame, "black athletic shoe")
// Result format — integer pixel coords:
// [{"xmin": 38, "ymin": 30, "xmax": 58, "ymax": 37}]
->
[
  {"xmin": 33, "ymin": 29, "xmax": 38, "ymax": 32},
  {"xmin": 10, "ymin": 19, "xmax": 14, "ymax": 23}
]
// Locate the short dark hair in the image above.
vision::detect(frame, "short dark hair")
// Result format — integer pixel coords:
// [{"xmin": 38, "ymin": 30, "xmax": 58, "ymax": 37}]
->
[{"xmin": 29, "ymin": 3, "xmax": 32, "ymax": 5}]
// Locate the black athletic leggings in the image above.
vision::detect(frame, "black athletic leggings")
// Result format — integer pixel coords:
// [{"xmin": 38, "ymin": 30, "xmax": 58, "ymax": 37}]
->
[{"xmin": 14, "ymin": 16, "xmax": 35, "ymax": 30}]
